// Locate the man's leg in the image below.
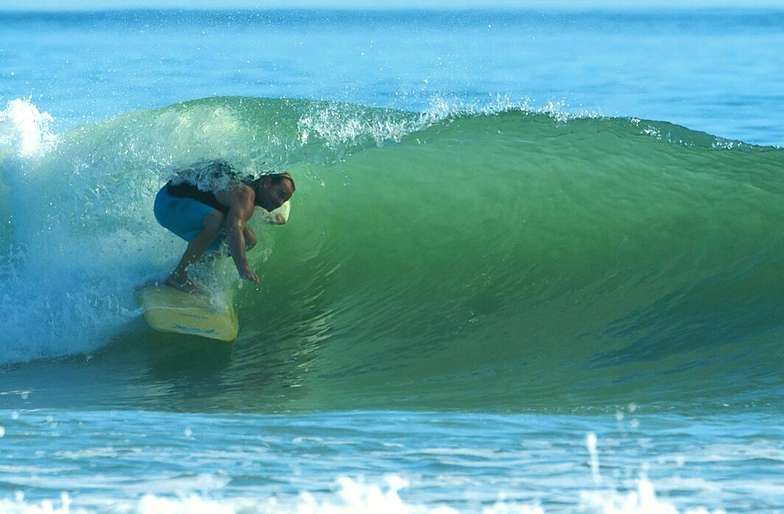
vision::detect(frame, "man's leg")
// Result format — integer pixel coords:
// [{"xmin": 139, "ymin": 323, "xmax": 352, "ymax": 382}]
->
[{"xmin": 166, "ymin": 209, "xmax": 225, "ymax": 292}]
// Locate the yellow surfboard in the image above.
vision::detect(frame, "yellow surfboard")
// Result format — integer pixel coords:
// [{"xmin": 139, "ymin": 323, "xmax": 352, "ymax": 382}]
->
[{"xmin": 135, "ymin": 284, "xmax": 239, "ymax": 342}]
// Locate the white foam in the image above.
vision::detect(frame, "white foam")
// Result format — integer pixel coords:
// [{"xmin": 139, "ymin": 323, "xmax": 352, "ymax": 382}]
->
[
  {"xmin": 0, "ymin": 98, "xmax": 57, "ymax": 158},
  {"xmin": 296, "ymin": 102, "xmax": 428, "ymax": 152},
  {"xmin": 0, "ymin": 475, "xmax": 726, "ymax": 514},
  {"xmin": 137, "ymin": 494, "xmax": 235, "ymax": 514},
  {"xmin": 578, "ymin": 433, "xmax": 726, "ymax": 514},
  {"xmin": 0, "ymin": 99, "xmax": 178, "ymax": 364},
  {"xmin": 0, "ymin": 493, "xmax": 82, "ymax": 514},
  {"xmin": 587, "ymin": 432, "xmax": 602, "ymax": 485},
  {"xmin": 579, "ymin": 477, "xmax": 726, "ymax": 514}
]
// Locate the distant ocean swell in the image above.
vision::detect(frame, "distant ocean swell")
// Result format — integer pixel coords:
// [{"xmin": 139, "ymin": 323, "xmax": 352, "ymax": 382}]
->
[{"xmin": 1, "ymin": 96, "xmax": 783, "ymax": 411}]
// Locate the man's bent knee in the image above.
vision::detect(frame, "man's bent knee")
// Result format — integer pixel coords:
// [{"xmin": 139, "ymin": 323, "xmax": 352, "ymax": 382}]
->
[{"xmin": 201, "ymin": 210, "xmax": 225, "ymax": 237}]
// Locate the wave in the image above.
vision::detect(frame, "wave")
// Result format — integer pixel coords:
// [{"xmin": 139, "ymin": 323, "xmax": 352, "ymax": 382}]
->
[{"xmin": 1, "ymin": 96, "xmax": 783, "ymax": 412}]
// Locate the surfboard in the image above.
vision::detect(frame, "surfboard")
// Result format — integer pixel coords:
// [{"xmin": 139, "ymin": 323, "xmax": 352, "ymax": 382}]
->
[{"xmin": 135, "ymin": 284, "xmax": 239, "ymax": 342}]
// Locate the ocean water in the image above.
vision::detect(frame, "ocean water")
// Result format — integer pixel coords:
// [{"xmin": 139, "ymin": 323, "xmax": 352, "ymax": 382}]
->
[{"xmin": 1, "ymin": 7, "xmax": 784, "ymax": 513}]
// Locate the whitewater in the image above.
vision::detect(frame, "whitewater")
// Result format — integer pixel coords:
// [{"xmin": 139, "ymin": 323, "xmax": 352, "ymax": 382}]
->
[{"xmin": 1, "ymin": 7, "xmax": 783, "ymax": 514}]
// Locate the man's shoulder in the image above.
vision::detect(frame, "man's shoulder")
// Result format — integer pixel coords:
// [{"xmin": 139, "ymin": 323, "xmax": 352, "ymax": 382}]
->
[
  {"xmin": 214, "ymin": 181, "xmax": 255, "ymax": 203},
  {"xmin": 171, "ymin": 160, "xmax": 239, "ymax": 191}
]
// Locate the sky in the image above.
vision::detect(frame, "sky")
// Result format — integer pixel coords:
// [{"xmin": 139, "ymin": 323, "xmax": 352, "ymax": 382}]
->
[{"xmin": 2, "ymin": 0, "xmax": 783, "ymax": 9}]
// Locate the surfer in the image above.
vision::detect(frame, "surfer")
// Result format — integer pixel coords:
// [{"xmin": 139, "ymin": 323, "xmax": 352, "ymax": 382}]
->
[{"xmin": 154, "ymin": 160, "xmax": 295, "ymax": 292}]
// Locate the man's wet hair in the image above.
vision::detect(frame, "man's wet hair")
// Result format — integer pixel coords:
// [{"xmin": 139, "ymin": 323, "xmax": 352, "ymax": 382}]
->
[{"xmin": 269, "ymin": 171, "xmax": 295, "ymax": 192}]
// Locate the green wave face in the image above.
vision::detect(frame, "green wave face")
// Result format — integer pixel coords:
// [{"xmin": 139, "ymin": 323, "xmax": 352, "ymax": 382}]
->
[{"xmin": 235, "ymin": 103, "xmax": 784, "ymax": 412}]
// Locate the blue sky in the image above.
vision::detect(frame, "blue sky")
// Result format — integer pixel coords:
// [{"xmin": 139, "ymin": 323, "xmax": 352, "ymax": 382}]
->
[{"xmin": 3, "ymin": 0, "xmax": 783, "ymax": 9}]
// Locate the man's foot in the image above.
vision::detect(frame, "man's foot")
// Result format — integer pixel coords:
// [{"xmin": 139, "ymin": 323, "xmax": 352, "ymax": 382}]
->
[{"xmin": 164, "ymin": 276, "xmax": 207, "ymax": 295}]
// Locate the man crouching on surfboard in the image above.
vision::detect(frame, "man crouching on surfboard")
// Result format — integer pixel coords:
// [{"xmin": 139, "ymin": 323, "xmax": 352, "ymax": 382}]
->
[{"xmin": 153, "ymin": 160, "xmax": 295, "ymax": 293}]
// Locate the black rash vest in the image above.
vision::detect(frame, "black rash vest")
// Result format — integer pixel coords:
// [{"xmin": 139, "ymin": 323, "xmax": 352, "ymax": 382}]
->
[
  {"xmin": 166, "ymin": 181, "xmax": 230, "ymax": 214},
  {"xmin": 165, "ymin": 160, "xmax": 254, "ymax": 215}
]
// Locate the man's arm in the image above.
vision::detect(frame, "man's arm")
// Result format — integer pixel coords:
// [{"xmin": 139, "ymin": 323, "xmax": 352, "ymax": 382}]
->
[
  {"xmin": 215, "ymin": 184, "xmax": 259, "ymax": 283},
  {"xmin": 243, "ymin": 225, "xmax": 258, "ymax": 250}
]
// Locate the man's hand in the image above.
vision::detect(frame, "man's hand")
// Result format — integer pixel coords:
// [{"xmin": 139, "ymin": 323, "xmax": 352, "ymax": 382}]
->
[{"xmin": 238, "ymin": 267, "xmax": 259, "ymax": 283}]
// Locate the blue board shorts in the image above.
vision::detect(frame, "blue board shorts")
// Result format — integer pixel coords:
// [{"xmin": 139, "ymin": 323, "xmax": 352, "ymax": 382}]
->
[{"xmin": 154, "ymin": 185, "xmax": 226, "ymax": 252}]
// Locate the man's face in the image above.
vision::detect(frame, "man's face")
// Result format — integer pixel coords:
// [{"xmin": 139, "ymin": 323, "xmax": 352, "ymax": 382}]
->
[{"xmin": 258, "ymin": 178, "xmax": 294, "ymax": 211}]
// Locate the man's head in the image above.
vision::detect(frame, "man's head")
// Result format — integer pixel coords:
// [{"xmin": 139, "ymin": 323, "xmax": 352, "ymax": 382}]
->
[{"xmin": 255, "ymin": 172, "xmax": 295, "ymax": 211}]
